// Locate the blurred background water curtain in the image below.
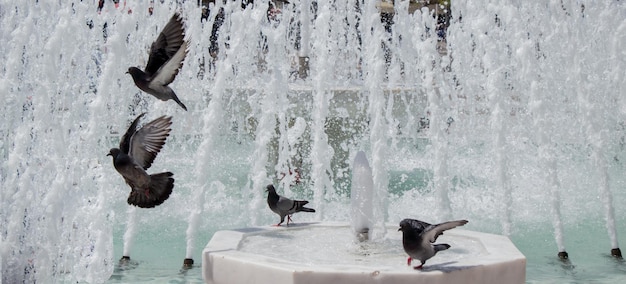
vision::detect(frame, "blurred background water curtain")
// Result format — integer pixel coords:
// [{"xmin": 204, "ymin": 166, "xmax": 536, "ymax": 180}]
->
[{"xmin": 1, "ymin": 0, "xmax": 625, "ymax": 283}]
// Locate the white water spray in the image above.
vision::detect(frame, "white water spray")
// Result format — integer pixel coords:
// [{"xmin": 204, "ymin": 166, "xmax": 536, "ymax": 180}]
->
[
  {"xmin": 362, "ymin": 0, "xmax": 390, "ymax": 237},
  {"xmin": 309, "ymin": 0, "xmax": 336, "ymax": 219}
]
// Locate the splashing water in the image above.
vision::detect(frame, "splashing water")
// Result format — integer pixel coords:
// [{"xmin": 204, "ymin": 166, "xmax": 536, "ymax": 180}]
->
[{"xmin": 1, "ymin": 1, "xmax": 625, "ymax": 283}]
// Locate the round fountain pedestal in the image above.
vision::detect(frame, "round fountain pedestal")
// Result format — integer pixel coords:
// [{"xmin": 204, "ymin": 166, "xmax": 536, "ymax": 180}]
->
[{"xmin": 202, "ymin": 222, "xmax": 526, "ymax": 284}]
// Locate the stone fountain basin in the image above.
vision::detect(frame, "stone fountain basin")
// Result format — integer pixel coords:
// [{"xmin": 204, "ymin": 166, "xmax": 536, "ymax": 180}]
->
[{"xmin": 202, "ymin": 222, "xmax": 526, "ymax": 284}]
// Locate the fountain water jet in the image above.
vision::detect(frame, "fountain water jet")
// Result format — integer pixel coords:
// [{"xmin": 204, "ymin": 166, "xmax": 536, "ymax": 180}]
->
[
  {"xmin": 529, "ymin": 79, "xmax": 568, "ymax": 257},
  {"xmin": 183, "ymin": 183, "xmax": 205, "ymax": 268},
  {"xmin": 308, "ymin": 0, "xmax": 337, "ymax": 220},
  {"xmin": 121, "ymin": 206, "xmax": 137, "ymax": 260},
  {"xmin": 351, "ymin": 151, "xmax": 374, "ymax": 241}
]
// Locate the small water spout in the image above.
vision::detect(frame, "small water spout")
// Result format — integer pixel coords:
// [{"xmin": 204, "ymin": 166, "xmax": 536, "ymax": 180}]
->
[
  {"xmin": 182, "ymin": 258, "xmax": 194, "ymax": 269},
  {"xmin": 351, "ymin": 151, "xmax": 374, "ymax": 242},
  {"xmin": 119, "ymin": 256, "xmax": 131, "ymax": 264},
  {"xmin": 579, "ymin": 67, "xmax": 621, "ymax": 259},
  {"xmin": 184, "ymin": 183, "xmax": 205, "ymax": 267},
  {"xmin": 122, "ymin": 206, "xmax": 137, "ymax": 258},
  {"xmin": 611, "ymin": 248, "xmax": 622, "ymax": 258}
]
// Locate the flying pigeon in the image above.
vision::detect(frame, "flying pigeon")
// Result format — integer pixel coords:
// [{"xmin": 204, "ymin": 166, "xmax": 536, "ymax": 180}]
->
[
  {"xmin": 127, "ymin": 12, "xmax": 189, "ymax": 111},
  {"xmin": 108, "ymin": 113, "xmax": 175, "ymax": 208},
  {"xmin": 266, "ymin": 184, "xmax": 315, "ymax": 226},
  {"xmin": 398, "ymin": 218, "xmax": 468, "ymax": 269}
]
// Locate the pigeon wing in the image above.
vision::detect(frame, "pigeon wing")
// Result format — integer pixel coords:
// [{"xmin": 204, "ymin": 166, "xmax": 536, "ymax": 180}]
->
[
  {"xmin": 120, "ymin": 113, "xmax": 146, "ymax": 154},
  {"xmin": 148, "ymin": 40, "xmax": 188, "ymax": 88},
  {"xmin": 129, "ymin": 115, "xmax": 172, "ymax": 170},
  {"xmin": 276, "ymin": 195, "xmax": 296, "ymax": 214},
  {"xmin": 422, "ymin": 220, "xmax": 469, "ymax": 243},
  {"xmin": 144, "ymin": 13, "xmax": 186, "ymax": 77},
  {"xmin": 408, "ymin": 219, "xmax": 432, "ymax": 233}
]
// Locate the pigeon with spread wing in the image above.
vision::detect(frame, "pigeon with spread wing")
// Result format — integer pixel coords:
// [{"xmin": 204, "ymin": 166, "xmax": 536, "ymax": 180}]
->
[
  {"xmin": 108, "ymin": 113, "xmax": 174, "ymax": 208},
  {"xmin": 127, "ymin": 13, "xmax": 189, "ymax": 111}
]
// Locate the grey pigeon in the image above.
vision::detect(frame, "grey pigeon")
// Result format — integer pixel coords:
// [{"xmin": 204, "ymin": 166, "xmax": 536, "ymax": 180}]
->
[
  {"xmin": 127, "ymin": 12, "xmax": 189, "ymax": 111},
  {"xmin": 108, "ymin": 113, "xmax": 174, "ymax": 208},
  {"xmin": 398, "ymin": 218, "xmax": 468, "ymax": 269},
  {"xmin": 266, "ymin": 184, "xmax": 315, "ymax": 226}
]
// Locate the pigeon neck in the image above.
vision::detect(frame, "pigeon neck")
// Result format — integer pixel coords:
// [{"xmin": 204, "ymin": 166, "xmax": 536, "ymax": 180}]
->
[
  {"xmin": 267, "ymin": 190, "xmax": 279, "ymax": 203},
  {"xmin": 401, "ymin": 229, "xmax": 421, "ymax": 244},
  {"xmin": 128, "ymin": 68, "xmax": 148, "ymax": 83},
  {"xmin": 112, "ymin": 151, "xmax": 132, "ymax": 168}
]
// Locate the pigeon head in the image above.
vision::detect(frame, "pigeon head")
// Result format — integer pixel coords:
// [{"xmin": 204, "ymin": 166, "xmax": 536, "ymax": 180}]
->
[
  {"xmin": 398, "ymin": 219, "xmax": 418, "ymax": 232},
  {"xmin": 398, "ymin": 220, "xmax": 409, "ymax": 232},
  {"xmin": 127, "ymin": 67, "xmax": 146, "ymax": 81},
  {"xmin": 108, "ymin": 148, "xmax": 122, "ymax": 158},
  {"xmin": 265, "ymin": 184, "xmax": 279, "ymax": 202}
]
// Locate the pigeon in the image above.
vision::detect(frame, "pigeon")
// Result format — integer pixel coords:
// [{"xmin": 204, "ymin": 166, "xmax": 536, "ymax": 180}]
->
[
  {"xmin": 108, "ymin": 113, "xmax": 175, "ymax": 208},
  {"xmin": 127, "ymin": 12, "xmax": 189, "ymax": 111},
  {"xmin": 398, "ymin": 218, "xmax": 468, "ymax": 269},
  {"xmin": 266, "ymin": 184, "xmax": 315, "ymax": 226}
]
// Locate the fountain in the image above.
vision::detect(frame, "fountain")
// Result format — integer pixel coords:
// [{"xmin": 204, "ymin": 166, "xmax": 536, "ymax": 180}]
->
[
  {"xmin": 1, "ymin": 0, "xmax": 626, "ymax": 283},
  {"xmin": 203, "ymin": 223, "xmax": 526, "ymax": 284},
  {"xmin": 202, "ymin": 153, "xmax": 525, "ymax": 284}
]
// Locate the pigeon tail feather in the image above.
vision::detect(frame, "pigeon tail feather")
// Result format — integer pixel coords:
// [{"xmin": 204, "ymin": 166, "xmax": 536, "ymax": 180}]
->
[
  {"xmin": 127, "ymin": 172, "xmax": 174, "ymax": 208},
  {"xmin": 433, "ymin": 244, "xmax": 451, "ymax": 252},
  {"xmin": 298, "ymin": 207, "xmax": 315, "ymax": 213},
  {"xmin": 171, "ymin": 92, "xmax": 187, "ymax": 111},
  {"xmin": 294, "ymin": 200, "xmax": 315, "ymax": 213}
]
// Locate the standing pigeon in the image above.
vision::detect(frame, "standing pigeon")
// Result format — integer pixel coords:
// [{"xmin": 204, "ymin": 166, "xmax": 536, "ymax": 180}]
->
[
  {"xmin": 108, "ymin": 113, "xmax": 175, "ymax": 208},
  {"xmin": 398, "ymin": 218, "xmax": 468, "ymax": 269},
  {"xmin": 127, "ymin": 12, "xmax": 189, "ymax": 111},
  {"xmin": 266, "ymin": 184, "xmax": 315, "ymax": 226}
]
